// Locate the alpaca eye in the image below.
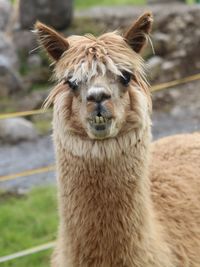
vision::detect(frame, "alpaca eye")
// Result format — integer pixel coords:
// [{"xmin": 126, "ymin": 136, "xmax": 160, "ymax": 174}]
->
[
  {"xmin": 120, "ymin": 71, "xmax": 132, "ymax": 86},
  {"xmin": 64, "ymin": 79, "xmax": 79, "ymax": 91}
]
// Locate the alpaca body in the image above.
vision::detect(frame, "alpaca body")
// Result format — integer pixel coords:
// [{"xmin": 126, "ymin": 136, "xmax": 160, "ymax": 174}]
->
[
  {"xmin": 150, "ymin": 133, "xmax": 200, "ymax": 267},
  {"xmin": 52, "ymin": 132, "xmax": 200, "ymax": 267},
  {"xmin": 52, "ymin": 125, "xmax": 172, "ymax": 267}
]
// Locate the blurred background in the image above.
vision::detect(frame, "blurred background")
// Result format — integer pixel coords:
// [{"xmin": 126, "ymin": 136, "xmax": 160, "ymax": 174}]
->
[{"xmin": 0, "ymin": 0, "xmax": 200, "ymax": 266}]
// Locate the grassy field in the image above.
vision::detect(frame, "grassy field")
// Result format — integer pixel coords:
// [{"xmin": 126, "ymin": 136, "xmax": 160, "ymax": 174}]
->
[
  {"xmin": 0, "ymin": 187, "xmax": 57, "ymax": 267},
  {"xmin": 75, "ymin": 0, "xmax": 146, "ymax": 9},
  {"xmin": 75, "ymin": 0, "xmax": 199, "ymax": 7}
]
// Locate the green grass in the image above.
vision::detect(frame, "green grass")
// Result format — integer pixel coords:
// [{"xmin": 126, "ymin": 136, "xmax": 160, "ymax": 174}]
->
[
  {"xmin": 74, "ymin": 0, "xmax": 198, "ymax": 7},
  {"xmin": 0, "ymin": 187, "xmax": 58, "ymax": 267},
  {"xmin": 75, "ymin": 0, "xmax": 146, "ymax": 9}
]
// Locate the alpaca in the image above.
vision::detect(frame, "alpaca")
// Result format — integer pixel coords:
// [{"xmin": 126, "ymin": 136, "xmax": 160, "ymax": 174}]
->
[{"xmin": 35, "ymin": 13, "xmax": 200, "ymax": 267}]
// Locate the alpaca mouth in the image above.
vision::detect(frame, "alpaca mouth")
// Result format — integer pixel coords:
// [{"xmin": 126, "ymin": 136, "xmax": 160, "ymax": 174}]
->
[
  {"xmin": 90, "ymin": 115, "xmax": 110, "ymax": 124},
  {"xmin": 88, "ymin": 115, "xmax": 112, "ymax": 138}
]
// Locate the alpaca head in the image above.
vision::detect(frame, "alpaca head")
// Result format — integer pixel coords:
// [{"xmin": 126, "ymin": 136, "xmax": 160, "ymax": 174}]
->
[{"xmin": 35, "ymin": 13, "xmax": 153, "ymax": 140}]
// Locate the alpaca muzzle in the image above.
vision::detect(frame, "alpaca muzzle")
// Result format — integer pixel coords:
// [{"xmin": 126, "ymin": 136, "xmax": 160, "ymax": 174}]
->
[
  {"xmin": 87, "ymin": 103, "xmax": 113, "ymax": 139},
  {"xmin": 88, "ymin": 118, "xmax": 112, "ymax": 139}
]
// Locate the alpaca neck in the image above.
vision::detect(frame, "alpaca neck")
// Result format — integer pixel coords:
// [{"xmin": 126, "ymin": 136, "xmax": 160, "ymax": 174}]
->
[{"xmin": 55, "ymin": 128, "xmax": 172, "ymax": 267}]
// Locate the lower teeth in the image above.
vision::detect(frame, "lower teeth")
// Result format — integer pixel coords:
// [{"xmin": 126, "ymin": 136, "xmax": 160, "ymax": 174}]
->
[{"xmin": 94, "ymin": 116, "xmax": 105, "ymax": 124}]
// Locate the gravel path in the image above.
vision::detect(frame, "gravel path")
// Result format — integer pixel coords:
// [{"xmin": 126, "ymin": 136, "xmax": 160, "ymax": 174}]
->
[
  {"xmin": 0, "ymin": 136, "xmax": 55, "ymax": 192},
  {"xmin": 0, "ymin": 81, "xmax": 199, "ymax": 192}
]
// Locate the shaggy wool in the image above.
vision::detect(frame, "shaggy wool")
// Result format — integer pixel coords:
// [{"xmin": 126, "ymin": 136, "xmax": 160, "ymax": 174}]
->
[{"xmin": 35, "ymin": 12, "xmax": 200, "ymax": 267}]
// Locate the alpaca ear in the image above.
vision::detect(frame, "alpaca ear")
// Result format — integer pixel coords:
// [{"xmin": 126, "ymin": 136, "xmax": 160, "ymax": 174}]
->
[
  {"xmin": 34, "ymin": 21, "xmax": 69, "ymax": 61},
  {"xmin": 124, "ymin": 12, "xmax": 153, "ymax": 54}
]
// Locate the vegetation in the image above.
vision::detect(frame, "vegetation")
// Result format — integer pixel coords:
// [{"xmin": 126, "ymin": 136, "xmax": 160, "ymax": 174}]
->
[
  {"xmin": 75, "ymin": 0, "xmax": 146, "ymax": 9},
  {"xmin": 75, "ymin": 0, "xmax": 196, "ymax": 7},
  {"xmin": 0, "ymin": 187, "xmax": 58, "ymax": 267}
]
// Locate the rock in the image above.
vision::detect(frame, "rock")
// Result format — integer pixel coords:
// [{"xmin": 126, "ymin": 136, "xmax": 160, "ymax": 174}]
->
[
  {"xmin": 152, "ymin": 91, "xmax": 174, "ymax": 111},
  {"xmin": 19, "ymin": 0, "xmax": 73, "ymax": 30},
  {"xmin": 160, "ymin": 60, "xmax": 181, "ymax": 82},
  {"xmin": 166, "ymin": 16, "xmax": 187, "ymax": 33},
  {"xmin": 171, "ymin": 49, "xmax": 186, "ymax": 59},
  {"xmin": 0, "ymin": 32, "xmax": 18, "ymax": 69},
  {"xmin": 0, "ymin": 55, "xmax": 10, "ymax": 68},
  {"xmin": 0, "ymin": 65, "xmax": 23, "ymax": 97},
  {"xmin": 0, "ymin": 118, "xmax": 38, "ymax": 143},
  {"xmin": 23, "ymin": 67, "xmax": 51, "ymax": 90},
  {"xmin": 12, "ymin": 30, "xmax": 38, "ymax": 54},
  {"xmin": 161, "ymin": 61, "xmax": 178, "ymax": 72},
  {"xmin": 195, "ymin": 61, "xmax": 200, "ymax": 69},
  {"xmin": 0, "ymin": 32, "xmax": 23, "ymax": 96},
  {"xmin": 17, "ymin": 90, "xmax": 49, "ymax": 111},
  {"xmin": 170, "ymin": 106, "xmax": 184, "ymax": 117},
  {"xmin": 168, "ymin": 89, "xmax": 181, "ymax": 100},
  {"xmin": 147, "ymin": 56, "xmax": 163, "ymax": 81},
  {"xmin": 153, "ymin": 33, "xmax": 175, "ymax": 56},
  {"xmin": 27, "ymin": 54, "xmax": 42, "ymax": 69},
  {"xmin": 0, "ymin": 0, "xmax": 12, "ymax": 31}
]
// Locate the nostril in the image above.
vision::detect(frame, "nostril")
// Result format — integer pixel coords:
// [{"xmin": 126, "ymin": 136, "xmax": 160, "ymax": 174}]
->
[
  {"xmin": 87, "ymin": 92, "xmax": 111, "ymax": 103},
  {"xmin": 102, "ymin": 93, "xmax": 111, "ymax": 101},
  {"xmin": 86, "ymin": 94, "xmax": 96, "ymax": 102}
]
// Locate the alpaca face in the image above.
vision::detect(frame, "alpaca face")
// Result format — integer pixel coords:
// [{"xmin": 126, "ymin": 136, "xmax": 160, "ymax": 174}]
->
[
  {"xmin": 35, "ymin": 13, "xmax": 153, "ymax": 140},
  {"xmin": 64, "ymin": 68, "xmax": 130, "ymax": 140},
  {"xmin": 54, "ymin": 34, "xmax": 150, "ymax": 140}
]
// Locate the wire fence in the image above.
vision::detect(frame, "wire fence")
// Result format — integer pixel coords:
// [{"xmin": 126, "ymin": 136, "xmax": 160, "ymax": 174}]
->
[
  {"xmin": 0, "ymin": 242, "xmax": 56, "ymax": 264},
  {"xmin": 0, "ymin": 165, "xmax": 55, "ymax": 182},
  {"xmin": 0, "ymin": 72, "xmax": 200, "ymax": 264}
]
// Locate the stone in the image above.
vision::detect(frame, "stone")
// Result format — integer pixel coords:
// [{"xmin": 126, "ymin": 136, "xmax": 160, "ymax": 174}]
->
[
  {"xmin": 160, "ymin": 60, "xmax": 181, "ymax": 82},
  {"xmin": 168, "ymin": 89, "xmax": 181, "ymax": 100},
  {"xmin": 0, "ymin": 0, "xmax": 12, "ymax": 31},
  {"xmin": 17, "ymin": 90, "xmax": 49, "ymax": 111},
  {"xmin": 0, "ymin": 55, "xmax": 10, "ymax": 68},
  {"xmin": 152, "ymin": 91, "xmax": 174, "ymax": 111},
  {"xmin": 12, "ymin": 30, "xmax": 38, "ymax": 54},
  {"xmin": 161, "ymin": 61, "xmax": 178, "ymax": 72},
  {"xmin": 0, "ymin": 32, "xmax": 23, "ymax": 96},
  {"xmin": 27, "ymin": 54, "xmax": 42, "ymax": 69},
  {"xmin": 0, "ymin": 118, "xmax": 38, "ymax": 143},
  {"xmin": 170, "ymin": 106, "xmax": 184, "ymax": 117},
  {"xmin": 0, "ymin": 32, "xmax": 18, "ymax": 69},
  {"xmin": 24, "ymin": 67, "xmax": 51, "ymax": 87},
  {"xmin": 170, "ymin": 16, "xmax": 187, "ymax": 31},
  {"xmin": 0, "ymin": 65, "xmax": 23, "ymax": 97},
  {"xmin": 19, "ymin": 0, "xmax": 73, "ymax": 30},
  {"xmin": 147, "ymin": 56, "xmax": 163, "ymax": 81},
  {"xmin": 153, "ymin": 33, "xmax": 176, "ymax": 56},
  {"xmin": 171, "ymin": 49, "xmax": 187, "ymax": 59}
]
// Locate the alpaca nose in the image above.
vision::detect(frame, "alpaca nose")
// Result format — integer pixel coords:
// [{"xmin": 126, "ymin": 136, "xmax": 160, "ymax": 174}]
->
[{"xmin": 86, "ymin": 89, "xmax": 111, "ymax": 103}]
